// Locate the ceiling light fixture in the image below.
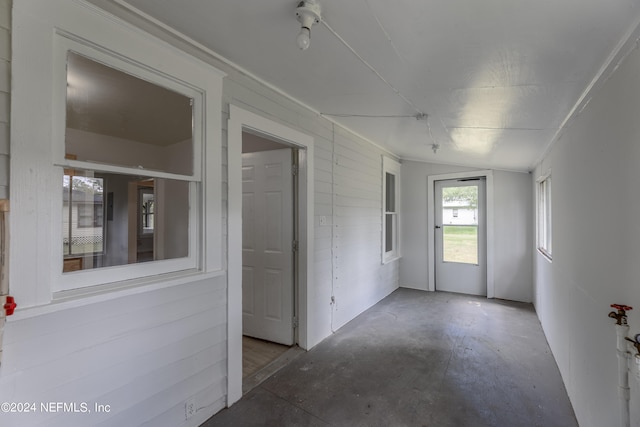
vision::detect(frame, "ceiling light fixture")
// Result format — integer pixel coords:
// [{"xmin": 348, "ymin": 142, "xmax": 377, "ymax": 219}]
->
[{"xmin": 295, "ymin": 0, "xmax": 322, "ymax": 50}]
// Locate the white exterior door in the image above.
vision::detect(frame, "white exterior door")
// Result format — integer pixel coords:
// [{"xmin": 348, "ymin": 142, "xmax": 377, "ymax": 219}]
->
[
  {"xmin": 242, "ymin": 148, "xmax": 294, "ymax": 345},
  {"xmin": 435, "ymin": 178, "xmax": 487, "ymax": 296}
]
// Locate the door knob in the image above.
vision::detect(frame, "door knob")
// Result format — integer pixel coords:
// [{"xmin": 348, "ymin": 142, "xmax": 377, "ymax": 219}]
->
[{"xmin": 435, "ymin": 225, "xmax": 441, "ymax": 229}]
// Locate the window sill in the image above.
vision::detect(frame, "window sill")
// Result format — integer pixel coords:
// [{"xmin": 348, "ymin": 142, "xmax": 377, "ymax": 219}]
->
[{"xmin": 8, "ymin": 269, "xmax": 226, "ymax": 321}]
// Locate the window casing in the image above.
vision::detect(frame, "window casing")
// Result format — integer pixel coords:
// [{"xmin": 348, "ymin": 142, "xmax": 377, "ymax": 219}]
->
[
  {"xmin": 537, "ymin": 174, "xmax": 552, "ymax": 260},
  {"xmin": 382, "ymin": 157, "xmax": 401, "ymax": 263},
  {"xmin": 48, "ymin": 34, "xmax": 217, "ymax": 292},
  {"xmin": 11, "ymin": 1, "xmax": 224, "ymax": 307}
]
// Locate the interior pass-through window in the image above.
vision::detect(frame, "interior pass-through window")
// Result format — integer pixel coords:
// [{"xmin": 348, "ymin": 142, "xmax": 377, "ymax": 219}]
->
[{"xmin": 61, "ymin": 51, "xmax": 196, "ymax": 276}]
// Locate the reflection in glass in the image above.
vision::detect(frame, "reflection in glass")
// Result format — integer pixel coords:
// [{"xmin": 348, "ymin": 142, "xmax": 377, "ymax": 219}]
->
[{"xmin": 63, "ymin": 173, "xmax": 104, "ymax": 256}]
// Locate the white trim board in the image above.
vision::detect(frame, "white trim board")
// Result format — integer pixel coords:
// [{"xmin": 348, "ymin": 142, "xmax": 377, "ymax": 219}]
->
[
  {"xmin": 427, "ymin": 170, "xmax": 494, "ymax": 298},
  {"xmin": 227, "ymin": 105, "xmax": 315, "ymax": 406}
]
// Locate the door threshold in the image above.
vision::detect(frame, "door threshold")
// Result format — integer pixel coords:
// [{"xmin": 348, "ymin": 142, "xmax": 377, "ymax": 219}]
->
[{"xmin": 242, "ymin": 346, "xmax": 305, "ymax": 395}]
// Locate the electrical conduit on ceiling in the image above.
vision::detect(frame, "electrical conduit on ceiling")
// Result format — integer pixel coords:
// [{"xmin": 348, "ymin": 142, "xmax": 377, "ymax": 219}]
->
[
  {"xmin": 317, "ymin": 13, "xmax": 442, "ymax": 151},
  {"xmin": 319, "ymin": 18, "xmax": 422, "ymax": 117}
]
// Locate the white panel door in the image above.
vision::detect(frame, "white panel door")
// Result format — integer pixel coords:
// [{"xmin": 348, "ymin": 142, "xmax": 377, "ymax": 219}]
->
[
  {"xmin": 435, "ymin": 178, "xmax": 487, "ymax": 296},
  {"xmin": 242, "ymin": 148, "xmax": 294, "ymax": 345}
]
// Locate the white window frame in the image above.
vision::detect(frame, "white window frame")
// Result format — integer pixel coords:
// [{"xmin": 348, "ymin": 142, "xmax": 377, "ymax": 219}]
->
[
  {"xmin": 51, "ymin": 37, "xmax": 204, "ymax": 292},
  {"xmin": 537, "ymin": 173, "xmax": 552, "ymax": 260},
  {"xmin": 10, "ymin": 1, "xmax": 224, "ymax": 306},
  {"xmin": 382, "ymin": 156, "xmax": 401, "ymax": 263}
]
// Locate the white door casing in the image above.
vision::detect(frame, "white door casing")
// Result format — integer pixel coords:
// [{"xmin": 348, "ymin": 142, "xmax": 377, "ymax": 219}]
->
[
  {"xmin": 427, "ymin": 170, "xmax": 494, "ymax": 296},
  {"xmin": 227, "ymin": 104, "xmax": 314, "ymax": 406},
  {"xmin": 242, "ymin": 149, "xmax": 294, "ymax": 345},
  {"xmin": 435, "ymin": 178, "xmax": 487, "ymax": 296}
]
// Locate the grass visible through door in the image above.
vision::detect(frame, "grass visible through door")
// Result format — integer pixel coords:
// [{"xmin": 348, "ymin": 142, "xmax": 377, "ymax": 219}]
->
[{"xmin": 443, "ymin": 225, "xmax": 478, "ymax": 264}]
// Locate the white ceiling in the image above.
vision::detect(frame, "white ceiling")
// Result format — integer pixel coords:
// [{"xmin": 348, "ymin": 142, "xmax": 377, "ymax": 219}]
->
[{"xmin": 110, "ymin": 0, "xmax": 640, "ymax": 171}]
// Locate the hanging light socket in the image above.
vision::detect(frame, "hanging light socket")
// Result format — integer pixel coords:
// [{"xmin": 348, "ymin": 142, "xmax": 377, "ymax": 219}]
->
[{"xmin": 295, "ymin": 0, "xmax": 322, "ymax": 50}]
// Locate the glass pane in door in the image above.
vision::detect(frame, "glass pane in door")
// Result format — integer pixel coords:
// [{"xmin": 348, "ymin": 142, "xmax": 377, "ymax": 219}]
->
[{"xmin": 442, "ymin": 185, "xmax": 478, "ymax": 264}]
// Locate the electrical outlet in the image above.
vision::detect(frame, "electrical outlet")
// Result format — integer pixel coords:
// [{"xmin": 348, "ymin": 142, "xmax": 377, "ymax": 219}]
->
[
  {"xmin": 185, "ymin": 398, "xmax": 196, "ymax": 420},
  {"xmin": 319, "ymin": 216, "xmax": 327, "ymax": 226}
]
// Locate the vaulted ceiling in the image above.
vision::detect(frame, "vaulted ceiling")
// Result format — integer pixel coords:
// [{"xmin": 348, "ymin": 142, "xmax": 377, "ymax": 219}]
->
[{"xmin": 98, "ymin": 0, "xmax": 640, "ymax": 171}]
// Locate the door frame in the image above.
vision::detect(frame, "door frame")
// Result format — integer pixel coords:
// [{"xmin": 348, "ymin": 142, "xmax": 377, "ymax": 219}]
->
[
  {"xmin": 227, "ymin": 105, "xmax": 314, "ymax": 405},
  {"xmin": 427, "ymin": 170, "xmax": 494, "ymax": 297}
]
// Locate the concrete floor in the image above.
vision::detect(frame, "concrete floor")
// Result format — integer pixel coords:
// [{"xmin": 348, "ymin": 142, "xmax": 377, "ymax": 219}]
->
[{"xmin": 203, "ymin": 289, "xmax": 577, "ymax": 427}]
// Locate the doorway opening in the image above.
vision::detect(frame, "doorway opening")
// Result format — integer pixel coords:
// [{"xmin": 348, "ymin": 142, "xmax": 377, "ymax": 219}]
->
[
  {"xmin": 130, "ymin": 180, "xmax": 155, "ymax": 263},
  {"xmin": 227, "ymin": 104, "xmax": 315, "ymax": 405},
  {"xmin": 240, "ymin": 132, "xmax": 303, "ymax": 392}
]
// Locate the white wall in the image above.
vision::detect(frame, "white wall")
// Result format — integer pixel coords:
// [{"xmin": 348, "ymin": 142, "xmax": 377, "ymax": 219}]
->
[
  {"xmin": 533, "ymin": 37, "xmax": 640, "ymax": 427},
  {"xmin": 0, "ymin": 0, "xmax": 9, "ymax": 200},
  {"xmin": 157, "ymin": 179, "xmax": 189, "ymax": 260},
  {"xmin": 222, "ymin": 89, "xmax": 400, "ymax": 345},
  {"xmin": 400, "ymin": 161, "xmax": 532, "ymax": 302},
  {"xmin": 493, "ymin": 170, "xmax": 533, "ymax": 302},
  {"xmin": 0, "ymin": 0, "xmax": 10, "ymax": 370},
  {"xmin": 1, "ymin": 1, "xmax": 401, "ymax": 426},
  {"xmin": 104, "ymin": 174, "xmax": 130, "ymax": 267},
  {"xmin": 3, "ymin": 2, "xmax": 225, "ymax": 426},
  {"xmin": 0, "ymin": 277, "xmax": 227, "ymax": 427},
  {"xmin": 82, "ymin": 0, "xmax": 402, "ymax": 343},
  {"xmin": 67, "ymin": 128, "xmax": 192, "ymax": 176},
  {"xmin": 328, "ymin": 127, "xmax": 399, "ymax": 330}
]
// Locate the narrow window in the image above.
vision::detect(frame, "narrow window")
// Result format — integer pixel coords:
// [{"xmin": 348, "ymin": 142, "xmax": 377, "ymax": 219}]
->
[
  {"xmin": 383, "ymin": 157, "xmax": 401, "ymax": 263},
  {"xmin": 537, "ymin": 175, "xmax": 552, "ymax": 259}
]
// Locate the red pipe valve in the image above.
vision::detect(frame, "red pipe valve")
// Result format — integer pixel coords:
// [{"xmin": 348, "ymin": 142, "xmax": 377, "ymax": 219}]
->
[
  {"xmin": 609, "ymin": 304, "xmax": 633, "ymax": 325},
  {"xmin": 3, "ymin": 296, "xmax": 16, "ymax": 316}
]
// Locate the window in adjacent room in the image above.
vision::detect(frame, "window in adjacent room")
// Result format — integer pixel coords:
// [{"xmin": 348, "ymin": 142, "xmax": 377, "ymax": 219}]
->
[{"xmin": 63, "ymin": 172, "xmax": 105, "ymax": 256}]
